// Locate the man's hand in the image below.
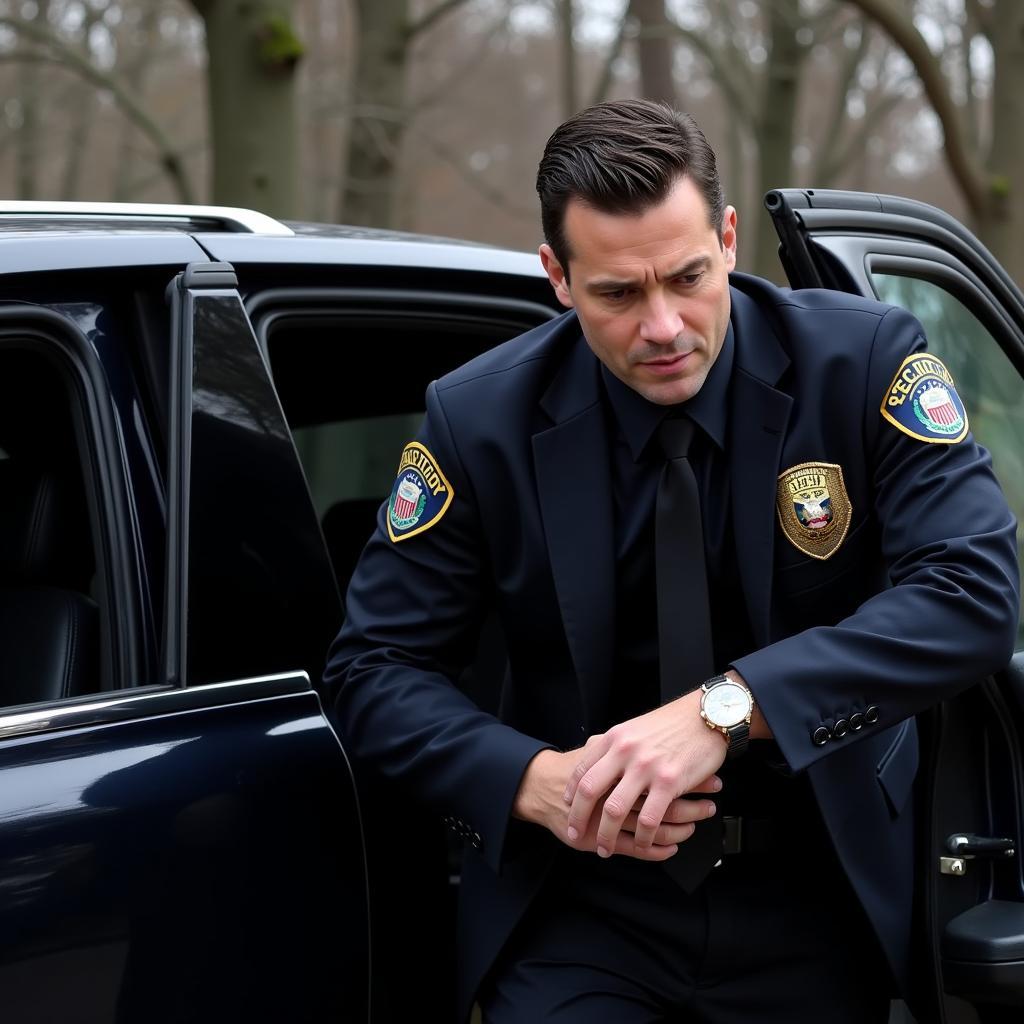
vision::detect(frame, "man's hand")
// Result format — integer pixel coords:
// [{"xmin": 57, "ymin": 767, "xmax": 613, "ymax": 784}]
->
[
  {"xmin": 513, "ymin": 746, "xmax": 720, "ymax": 862},
  {"xmin": 563, "ymin": 689, "xmax": 729, "ymax": 859}
]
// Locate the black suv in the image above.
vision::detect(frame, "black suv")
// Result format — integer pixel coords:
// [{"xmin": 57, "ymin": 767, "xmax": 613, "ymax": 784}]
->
[{"xmin": 0, "ymin": 197, "xmax": 1021, "ymax": 1024}]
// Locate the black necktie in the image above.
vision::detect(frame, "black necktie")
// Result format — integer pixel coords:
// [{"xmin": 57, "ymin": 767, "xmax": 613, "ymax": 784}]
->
[{"xmin": 655, "ymin": 415, "xmax": 724, "ymax": 890}]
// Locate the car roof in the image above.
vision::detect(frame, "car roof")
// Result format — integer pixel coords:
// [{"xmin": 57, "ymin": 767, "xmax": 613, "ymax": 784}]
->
[{"xmin": 0, "ymin": 202, "xmax": 546, "ymax": 279}]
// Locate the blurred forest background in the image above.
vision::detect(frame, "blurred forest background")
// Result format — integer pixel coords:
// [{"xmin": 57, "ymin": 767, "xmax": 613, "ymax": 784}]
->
[{"xmin": 0, "ymin": 0, "xmax": 1021, "ymax": 283}]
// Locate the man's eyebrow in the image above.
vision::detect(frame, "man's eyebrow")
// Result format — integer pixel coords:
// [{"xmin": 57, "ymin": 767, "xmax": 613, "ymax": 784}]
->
[
  {"xmin": 666, "ymin": 255, "xmax": 711, "ymax": 278},
  {"xmin": 584, "ymin": 256, "xmax": 712, "ymax": 293}
]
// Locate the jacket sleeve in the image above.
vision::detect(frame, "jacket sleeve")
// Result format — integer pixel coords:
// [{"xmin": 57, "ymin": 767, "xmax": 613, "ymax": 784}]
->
[
  {"xmin": 323, "ymin": 380, "xmax": 551, "ymax": 873},
  {"xmin": 733, "ymin": 305, "xmax": 1021, "ymax": 772}
]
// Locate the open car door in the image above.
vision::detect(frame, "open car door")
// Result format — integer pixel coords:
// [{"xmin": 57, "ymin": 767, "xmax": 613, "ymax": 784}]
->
[{"xmin": 766, "ymin": 189, "xmax": 1024, "ymax": 1024}]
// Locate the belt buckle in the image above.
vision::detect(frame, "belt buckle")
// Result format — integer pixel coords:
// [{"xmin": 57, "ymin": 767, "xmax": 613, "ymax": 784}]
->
[{"xmin": 720, "ymin": 815, "xmax": 743, "ymax": 860}]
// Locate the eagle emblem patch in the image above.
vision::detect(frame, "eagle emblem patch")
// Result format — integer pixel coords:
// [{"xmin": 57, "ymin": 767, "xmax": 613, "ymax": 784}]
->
[
  {"xmin": 387, "ymin": 442, "xmax": 454, "ymax": 542},
  {"xmin": 776, "ymin": 462, "xmax": 852, "ymax": 560},
  {"xmin": 881, "ymin": 353, "xmax": 969, "ymax": 444}
]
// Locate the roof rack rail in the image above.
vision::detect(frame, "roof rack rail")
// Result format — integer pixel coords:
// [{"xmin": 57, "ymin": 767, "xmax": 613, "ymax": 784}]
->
[{"xmin": 0, "ymin": 201, "xmax": 293, "ymax": 236}]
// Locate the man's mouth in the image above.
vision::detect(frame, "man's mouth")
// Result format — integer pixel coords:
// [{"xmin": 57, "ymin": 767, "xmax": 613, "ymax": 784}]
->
[{"xmin": 640, "ymin": 352, "xmax": 691, "ymax": 375}]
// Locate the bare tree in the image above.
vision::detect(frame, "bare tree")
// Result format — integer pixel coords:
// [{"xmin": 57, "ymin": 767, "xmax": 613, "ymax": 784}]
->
[
  {"xmin": 189, "ymin": 0, "xmax": 304, "ymax": 217},
  {"xmin": 842, "ymin": 0, "xmax": 1024, "ymax": 284},
  {"xmin": 632, "ymin": 0, "xmax": 675, "ymax": 105},
  {"xmin": 0, "ymin": 7, "xmax": 196, "ymax": 202},
  {"xmin": 340, "ymin": 0, "xmax": 474, "ymax": 228}
]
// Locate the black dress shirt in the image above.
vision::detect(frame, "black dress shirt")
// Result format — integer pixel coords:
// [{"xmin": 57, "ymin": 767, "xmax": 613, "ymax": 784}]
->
[{"xmin": 600, "ymin": 327, "xmax": 806, "ymax": 818}]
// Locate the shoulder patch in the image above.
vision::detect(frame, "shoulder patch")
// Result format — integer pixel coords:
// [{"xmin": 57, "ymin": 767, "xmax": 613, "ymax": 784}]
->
[
  {"xmin": 387, "ymin": 442, "xmax": 454, "ymax": 542},
  {"xmin": 881, "ymin": 353, "xmax": 969, "ymax": 444}
]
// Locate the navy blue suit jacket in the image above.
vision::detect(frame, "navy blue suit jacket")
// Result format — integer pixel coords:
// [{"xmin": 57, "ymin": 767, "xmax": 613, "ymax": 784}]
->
[{"xmin": 326, "ymin": 273, "xmax": 1020, "ymax": 1017}]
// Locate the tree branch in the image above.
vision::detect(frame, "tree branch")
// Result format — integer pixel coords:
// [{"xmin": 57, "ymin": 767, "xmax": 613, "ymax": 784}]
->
[
  {"xmin": 410, "ymin": 11, "xmax": 512, "ymax": 113},
  {"xmin": 965, "ymin": 0, "xmax": 993, "ymax": 43},
  {"xmin": 817, "ymin": 89, "xmax": 905, "ymax": 186},
  {"xmin": 341, "ymin": 102, "xmax": 535, "ymax": 219},
  {"xmin": 812, "ymin": 16, "xmax": 870, "ymax": 183},
  {"xmin": 670, "ymin": 22, "xmax": 757, "ymax": 129},
  {"xmin": 589, "ymin": 9, "xmax": 631, "ymax": 107},
  {"xmin": 407, "ymin": 0, "xmax": 472, "ymax": 41},
  {"xmin": 0, "ymin": 16, "xmax": 195, "ymax": 203},
  {"xmin": 840, "ymin": 0, "xmax": 988, "ymax": 216}
]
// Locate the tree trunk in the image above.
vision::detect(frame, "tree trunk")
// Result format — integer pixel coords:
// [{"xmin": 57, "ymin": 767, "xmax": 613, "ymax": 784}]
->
[
  {"xmin": 978, "ymin": 0, "xmax": 1024, "ymax": 286},
  {"xmin": 113, "ymin": 5, "xmax": 160, "ymax": 201},
  {"xmin": 632, "ymin": 0, "xmax": 676, "ymax": 105},
  {"xmin": 60, "ymin": 5, "xmax": 103, "ymax": 200},
  {"xmin": 15, "ymin": 0, "xmax": 51, "ymax": 200},
  {"xmin": 339, "ymin": 0, "xmax": 408, "ymax": 227},
  {"xmin": 753, "ymin": 0, "xmax": 802, "ymax": 283},
  {"xmin": 558, "ymin": 0, "xmax": 578, "ymax": 118},
  {"xmin": 195, "ymin": 0, "xmax": 302, "ymax": 218}
]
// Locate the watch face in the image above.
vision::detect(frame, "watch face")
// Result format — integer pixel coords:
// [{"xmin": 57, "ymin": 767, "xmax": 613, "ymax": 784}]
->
[{"xmin": 704, "ymin": 682, "xmax": 751, "ymax": 728}]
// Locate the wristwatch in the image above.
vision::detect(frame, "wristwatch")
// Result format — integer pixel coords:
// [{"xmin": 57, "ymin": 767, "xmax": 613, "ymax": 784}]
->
[{"xmin": 699, "ymin": 674, "xmax": 754, "ymax": 758}]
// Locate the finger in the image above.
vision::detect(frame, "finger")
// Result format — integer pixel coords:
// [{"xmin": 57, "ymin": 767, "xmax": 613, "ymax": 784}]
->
[
  {"xmin": 595, "ymin": 775, "xmax": 649, "ymax": 857},
  {"xmin": 626, "ymin": 773, "xmax": 682, "ymax": 852},
  {"xmin": 655, "ymin": 807, "xmax": 717, "ymax": 845},
  {"xmin": 663, "ymin": 797, "xmax": 717, "ymax": 825},
  {"xmin": 625, "ymin": 798, "xmax": 716, "ymax": 830},
  {"xmin": 687, "ymin": 775, "xmax": 724, "ymax": 795},
  {"xmin": 562, "ymin": 734, "xmax": 608, "ymax": 806},
  {"xmin": 565, "ymin": 756, "xmax": 621, "ymax": 845},
  {"xmin": 614, "ymin": 827, "xmax": 688, "ymax": 861}
]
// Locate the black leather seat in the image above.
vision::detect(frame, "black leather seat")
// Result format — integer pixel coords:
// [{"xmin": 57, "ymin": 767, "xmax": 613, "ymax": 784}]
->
[
  {"xmin": 0, "ymin": 459, "xmax": 99, "ymax": 707},
  {"xmin": 321, "ymin": 497, "xmax": 383, "ymax": 594}
]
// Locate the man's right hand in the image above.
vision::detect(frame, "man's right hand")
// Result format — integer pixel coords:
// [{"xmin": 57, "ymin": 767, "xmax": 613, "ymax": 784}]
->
[{"xmin": 512, "ymin": 747, "xmax": 720, "ymax": 861}]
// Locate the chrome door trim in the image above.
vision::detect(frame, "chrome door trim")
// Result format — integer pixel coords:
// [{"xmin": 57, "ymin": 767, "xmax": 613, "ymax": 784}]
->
[{"xmin": 0, "ymin": 671, "xmax": 312, "ymax": 740}]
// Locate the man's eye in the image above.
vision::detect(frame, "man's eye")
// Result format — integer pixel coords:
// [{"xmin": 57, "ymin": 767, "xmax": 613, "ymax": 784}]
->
[
  {"xmin": 602, "ymin": 289, "xmax": 630, "ymax": 302},
  {"xmin": 676, "ymin": 273, "xmax": 702, "ymax": 287}
]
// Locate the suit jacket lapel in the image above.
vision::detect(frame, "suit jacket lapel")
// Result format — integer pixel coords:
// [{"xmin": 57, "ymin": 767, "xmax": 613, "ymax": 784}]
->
[
  {"xmin": 728, "ymin": 286, "xmax": 793, "ymax": 649},
  {"xmin": 533, "ymin": 330, "xmax": 615, "ymax": 732}
]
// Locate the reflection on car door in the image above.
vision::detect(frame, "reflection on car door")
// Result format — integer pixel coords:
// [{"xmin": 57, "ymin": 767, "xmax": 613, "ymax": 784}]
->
[
  {"xmin": 0, "ymin": 260, "xmax": 370, "ymax": 1024},
  {"xmin": 767, "ymin": 188, "xmax": 1024, "ymax": 1024}
]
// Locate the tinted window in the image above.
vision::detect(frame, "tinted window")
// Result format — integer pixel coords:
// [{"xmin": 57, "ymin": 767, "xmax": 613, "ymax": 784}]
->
[
  {"xmin": 0, "ymin": 345, "xmax": 104, "ymax": 708},
  {"xmin": 872, "ymin": 272, "xmax": 1024, "ymax": 643},
  {"xmin": 265, "ymin": 302, "xmax": 551, "ymax": 593}
]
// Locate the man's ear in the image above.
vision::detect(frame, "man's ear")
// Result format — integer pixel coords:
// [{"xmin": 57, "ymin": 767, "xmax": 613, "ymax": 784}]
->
[
  {"xmin": 721, "ymin": 206, "xmax": 738, "ymax": 272},
  {"xmin": 539, "ymin": 244, "xmax": 574, "ymax": 309}
]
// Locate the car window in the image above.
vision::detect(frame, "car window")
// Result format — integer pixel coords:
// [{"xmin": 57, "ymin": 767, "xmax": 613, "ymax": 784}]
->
[
  {"xmin": 872, "ymin": 273, "xmax": 1024, "ymax": 643},
  {"xmin": 0, "ymin": 344, "xmax": 105, "ymax": 709},
  {"xmin": 264, "ymin": 302, "xmax": 552, "ymax": 594},
  {"xmin": 292, "ymin": 413, "xmax": 423, "ymax": 521}
]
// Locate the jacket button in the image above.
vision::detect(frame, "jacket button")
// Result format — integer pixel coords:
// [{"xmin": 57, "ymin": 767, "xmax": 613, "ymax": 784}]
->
[
  {"xmin": 865, "ymin": 706, "xmax": 880, "ymax": 724},
  {"xmin": 850, "ymin": 713, "xmax": 864, "ymax": 731},
  {"xmin": 833, "ymin": 719, "xmax": 849, "ymax": 738},
  {"xmin": 812, "ymin": 726, "xmax": 831, "ymax": 746}
]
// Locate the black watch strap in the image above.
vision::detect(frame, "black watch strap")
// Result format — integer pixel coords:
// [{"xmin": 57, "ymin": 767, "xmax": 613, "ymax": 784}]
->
[{"xmin": 726, "ymin": 721, "xmax": 750, "ymax": 759}]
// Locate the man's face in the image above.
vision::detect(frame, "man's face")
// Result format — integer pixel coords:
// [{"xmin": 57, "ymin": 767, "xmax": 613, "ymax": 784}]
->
[{"xmin": 540, "ymin": 176, "xmax": 737, "ymax": 406}]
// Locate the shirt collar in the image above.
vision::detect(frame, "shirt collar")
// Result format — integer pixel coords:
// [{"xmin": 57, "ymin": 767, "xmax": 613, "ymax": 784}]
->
[{"xmin": 601, "ymin": 323, "xmax": 734, "ymax": 463}]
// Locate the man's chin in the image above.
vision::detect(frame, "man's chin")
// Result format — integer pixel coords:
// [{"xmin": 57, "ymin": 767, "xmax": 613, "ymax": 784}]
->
[{"xmin": 633, "ymin": 375, "xmax": 704, "ymax": 406}]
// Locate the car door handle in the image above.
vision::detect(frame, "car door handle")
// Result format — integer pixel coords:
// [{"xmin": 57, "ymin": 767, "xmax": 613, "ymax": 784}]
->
[{"xmin": 946, "ymin": 833, "xmax": 1016, "ymax": 859}]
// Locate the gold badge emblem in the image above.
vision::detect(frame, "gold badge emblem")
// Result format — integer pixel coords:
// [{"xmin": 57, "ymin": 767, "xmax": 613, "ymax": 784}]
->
[{"xmin": 776, "ymin": 462, "xmax": 852, "ymax": 560}]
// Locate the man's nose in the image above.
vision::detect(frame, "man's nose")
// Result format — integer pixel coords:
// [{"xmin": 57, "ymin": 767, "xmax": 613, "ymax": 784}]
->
[{"xmin": 639, "ymin": 294, "xmax": 683, "ymax": 344}]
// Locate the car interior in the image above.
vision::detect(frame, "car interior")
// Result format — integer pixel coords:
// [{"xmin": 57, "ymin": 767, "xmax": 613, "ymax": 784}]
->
[{"xmin": 0, "ymin": 345, "xmax": 101, "ymax": 711}]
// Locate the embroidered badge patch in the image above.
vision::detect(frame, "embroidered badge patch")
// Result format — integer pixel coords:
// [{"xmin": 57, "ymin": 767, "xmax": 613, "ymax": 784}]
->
[
  {"xmin": 387, "ymin": 442, "xmax": 454, "ymax": 543},
  {"xmin": 881, "ymin": 353, "xmax": 969, "ymax": 444},
  {"xmin": 776, "ymin": 462, "xmax": 852, "ymax": 561}
]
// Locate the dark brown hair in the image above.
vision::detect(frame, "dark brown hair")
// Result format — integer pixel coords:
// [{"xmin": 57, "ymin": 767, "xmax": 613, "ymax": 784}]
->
[{"xmin": 536, "ymin": 100, "xmax": 726, "ymax": 276}]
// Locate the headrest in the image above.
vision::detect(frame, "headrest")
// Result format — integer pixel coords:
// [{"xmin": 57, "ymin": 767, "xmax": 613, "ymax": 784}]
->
[
  {"xmin": 0, "ymin": 458, "xmax": 94, "ymax": 590},
  {"xmin": 321, "ymin": 497, "xmax": 384, "ymax": 587}
]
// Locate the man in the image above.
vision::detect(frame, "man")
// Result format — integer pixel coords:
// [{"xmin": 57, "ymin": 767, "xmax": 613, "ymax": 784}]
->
[{"xmin": 325, "ymin": 101, "xmax": 1019, "ymax": 1022}]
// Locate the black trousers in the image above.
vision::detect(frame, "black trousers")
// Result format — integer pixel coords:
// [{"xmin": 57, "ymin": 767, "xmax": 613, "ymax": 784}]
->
[{"xmin": 479, "ymin": 838, "xmax": 893, "ymax": 1023}]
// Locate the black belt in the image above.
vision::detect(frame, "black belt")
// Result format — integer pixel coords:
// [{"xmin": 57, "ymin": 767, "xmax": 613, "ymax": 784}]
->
[{"xmin": 717, "ymin": 815, "xmax": 831, "ymax": 859}]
